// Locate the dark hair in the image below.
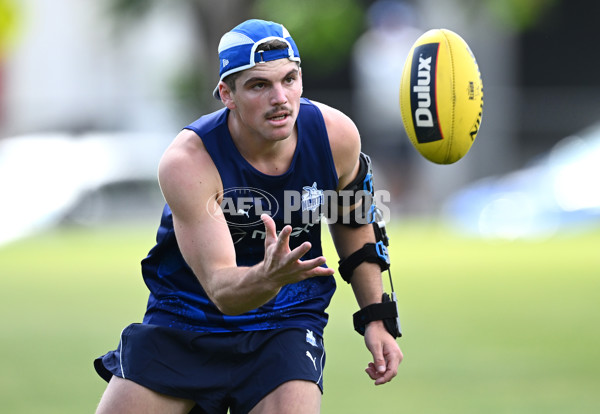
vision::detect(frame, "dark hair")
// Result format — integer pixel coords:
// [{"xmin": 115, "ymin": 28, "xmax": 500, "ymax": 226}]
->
[{"xmin": 223, "ymin": 39, "xmax": 295, "ymax": 93}]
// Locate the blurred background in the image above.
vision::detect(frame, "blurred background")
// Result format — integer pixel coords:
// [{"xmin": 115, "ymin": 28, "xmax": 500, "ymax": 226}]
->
[
  {"xmin": 1, "ymin": 0, "xmax": 599, "ymax": 413},
  {"xmin": 1, "ymin": 0, "xmax": 600, "ymax": 242}
]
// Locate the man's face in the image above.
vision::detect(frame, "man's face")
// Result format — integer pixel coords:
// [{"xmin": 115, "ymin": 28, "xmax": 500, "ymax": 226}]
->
[{"xmin": 224, "ymin": 59, "xmax": 303, "ymax": 142}]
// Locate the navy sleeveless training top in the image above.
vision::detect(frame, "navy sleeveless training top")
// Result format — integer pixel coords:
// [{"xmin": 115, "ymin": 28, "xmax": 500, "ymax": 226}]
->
[{"xmin": 141, "ymin": 98, "xmax": 339, "ymax": 335}]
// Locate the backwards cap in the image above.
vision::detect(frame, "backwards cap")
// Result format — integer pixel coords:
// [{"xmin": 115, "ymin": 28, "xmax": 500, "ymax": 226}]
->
[{"xmin": 213, "ymin": 19, "xmax": 301, "ymax": 99}]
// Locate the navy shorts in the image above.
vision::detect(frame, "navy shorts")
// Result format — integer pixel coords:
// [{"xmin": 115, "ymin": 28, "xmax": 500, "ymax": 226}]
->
[{"xmin": 94, "ymin": 323, "xmax": 325, "ymax": 414}]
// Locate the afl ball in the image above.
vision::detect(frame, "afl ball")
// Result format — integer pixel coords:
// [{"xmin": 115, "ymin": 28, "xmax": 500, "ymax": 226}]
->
[{"xmin": 400, "ymin": 29, "xmax": 483, "ymax": 164}]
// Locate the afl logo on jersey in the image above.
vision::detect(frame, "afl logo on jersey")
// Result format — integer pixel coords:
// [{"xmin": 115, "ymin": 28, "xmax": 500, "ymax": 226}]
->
[{"xmin": 210, "ymin": 187, "xmax": 279, "ymax": 228}]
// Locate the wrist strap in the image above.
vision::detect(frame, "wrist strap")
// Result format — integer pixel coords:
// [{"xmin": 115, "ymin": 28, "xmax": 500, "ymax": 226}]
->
[{"xmin": 353, "ymin": 293, "xmax": 402, "ymax": 338}]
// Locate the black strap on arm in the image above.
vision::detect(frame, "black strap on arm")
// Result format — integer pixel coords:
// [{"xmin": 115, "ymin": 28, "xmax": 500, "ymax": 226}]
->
[
  {"xmin": 353, "ymin": 293, "xmax": 402, "ymax": 338},
  {"xmin": 338, "ymin": 239, "xmax": 390, "ymax": 283}
]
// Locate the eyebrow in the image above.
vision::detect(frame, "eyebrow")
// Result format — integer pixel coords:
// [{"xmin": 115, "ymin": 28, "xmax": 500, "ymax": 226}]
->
[{"xmin": 242, "ymin": 68, "xmax": 299, "ymax": 88}]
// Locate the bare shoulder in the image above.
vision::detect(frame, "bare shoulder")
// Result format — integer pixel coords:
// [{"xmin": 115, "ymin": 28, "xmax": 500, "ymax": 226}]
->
[
  {"xmin": 312, "ymin": 101, "xmax": 361, "ymax": 188},
  {"xmin": 158, "ymin": 129, "xmax": 221, "ymax": 219}
]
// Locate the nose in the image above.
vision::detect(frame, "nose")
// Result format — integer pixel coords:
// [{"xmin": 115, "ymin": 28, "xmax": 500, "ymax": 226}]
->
[{"xmin": 270, "ymin": 83, "xmax": 288, "ymax": 106}]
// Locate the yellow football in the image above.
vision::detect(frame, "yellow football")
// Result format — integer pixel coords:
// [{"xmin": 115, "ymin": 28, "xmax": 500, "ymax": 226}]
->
[{"xmin": 400, "ymin": 28, "xmax": 483, "ymax": 164}]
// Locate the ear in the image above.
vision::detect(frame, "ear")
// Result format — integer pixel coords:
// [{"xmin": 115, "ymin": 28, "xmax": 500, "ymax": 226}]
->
[
  {"xmin": 298, "ymin": 67, "xmax": 304, "ymax": 95},
  {"xmin": 218, "ymin": 82, "xmax": 236, "ymax": 110}
]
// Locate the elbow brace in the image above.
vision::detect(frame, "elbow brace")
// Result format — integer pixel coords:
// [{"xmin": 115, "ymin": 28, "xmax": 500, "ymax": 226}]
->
[{"xmin": 335, "ymin": 152, "xmax": 402, "ymax": 338}]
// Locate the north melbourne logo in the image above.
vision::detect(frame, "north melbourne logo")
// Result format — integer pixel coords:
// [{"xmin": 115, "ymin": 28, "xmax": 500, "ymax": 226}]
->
[
  {"xmin": 301, "ymin": 183, "xmax": 324, "ymax": 212},
  {"xmin": 306, "ymin": 329, "xmax": 318, "ymax": 347}
]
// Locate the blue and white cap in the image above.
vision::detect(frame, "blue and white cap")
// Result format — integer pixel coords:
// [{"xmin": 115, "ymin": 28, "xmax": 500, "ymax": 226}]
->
[{"xmin": 213, "ymin": 19, "xmax": 301, "ymax": 99}]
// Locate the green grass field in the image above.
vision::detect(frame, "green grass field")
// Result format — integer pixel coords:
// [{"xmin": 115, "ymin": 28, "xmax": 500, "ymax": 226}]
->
[{"xmin": 1, "ymin": 220, "xmax": 599, "ymax": 413}]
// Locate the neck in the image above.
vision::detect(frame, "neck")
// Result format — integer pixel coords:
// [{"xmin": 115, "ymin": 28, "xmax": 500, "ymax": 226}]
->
[{"xmin": 228, "ymin": 111, "xmax": 297, "ymax": 175}]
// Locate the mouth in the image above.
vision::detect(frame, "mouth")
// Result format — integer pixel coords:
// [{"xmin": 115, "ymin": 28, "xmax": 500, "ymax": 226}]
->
[
  {"xmin": 266, "ymin": 110, "xmax": 292, "ymax": 124},
  {"xmin": 269, "ymin": 114, "xmax": 288, "ymax": 121}
]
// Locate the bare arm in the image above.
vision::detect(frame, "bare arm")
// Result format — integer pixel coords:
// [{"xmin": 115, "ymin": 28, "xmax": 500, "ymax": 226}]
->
[
  {"xmin": 315, "ymin": 102, "xmax": 403, "ymax": 385},
  {"xmin": 158, "ymin": 129, "xmax": 333, "ymax": 316}
]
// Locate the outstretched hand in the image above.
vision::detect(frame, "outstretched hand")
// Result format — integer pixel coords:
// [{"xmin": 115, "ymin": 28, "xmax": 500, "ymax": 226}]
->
[{"xmin": 261, "ymin": 214, "xmax": 334, "ymax": 287}]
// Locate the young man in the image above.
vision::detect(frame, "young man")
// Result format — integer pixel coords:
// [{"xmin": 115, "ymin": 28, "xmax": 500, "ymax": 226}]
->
[{"xmin": 94, "ymin": 19, "xmax": 403, "ymax": 414}]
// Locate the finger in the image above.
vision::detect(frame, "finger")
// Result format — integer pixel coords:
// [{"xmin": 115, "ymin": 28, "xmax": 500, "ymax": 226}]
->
[
  {"xmin": 261, "ymin": 214, "xmax": 277, "ymax": 244},
  {"xmin": 374, "ymin": 369, "xmax": 395, "ymax": 385},
  {"xmin": 367, "ymin": 344, "xmax": 392, "ymax": 386},
  {"xmin": 295, "ymin": 256, "xmax": 334, "ymax": 273},
  {"xmin": 308, "ymin": 265, "xmax": 335, "ymax": 277},
  {"xmin": 298, "ymin": 265, "xmax": 335, "ymax": 280},
  {"xmin": 276, "ymin": 225, "xmax": 292, "ymax": 250},
  {"xmin": 375, "ymin": 369, "xmax": 396, "ymax": 385},
  {"xmin": 287, "ymin": 241, "xmax": 312, "ymax": 262},
  {"xmin": 365, "ymin": 362, "xmax": 379, "ymax": 380},
  {"xmin": 373, "ymin": 353, "xmax": 401, "ymax": 385},
  {"xmin": 372, "ymin": 351, "xmax": 387, "ymax": 377},
  {"xmin": 366, "ymin": 362, "xmax": 392, "ymax": 385}
]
